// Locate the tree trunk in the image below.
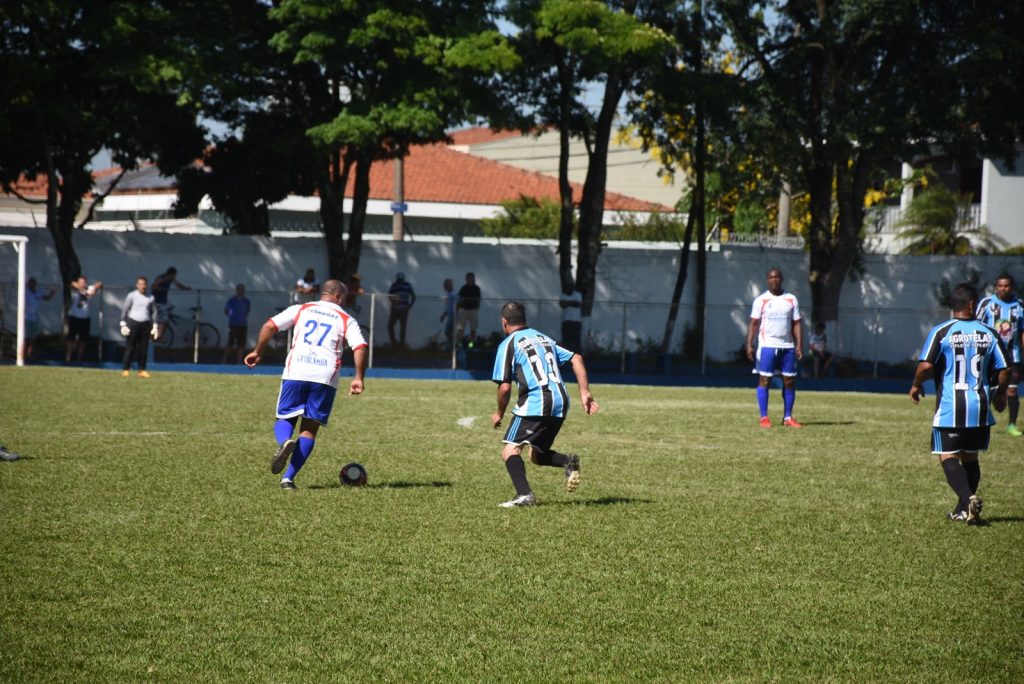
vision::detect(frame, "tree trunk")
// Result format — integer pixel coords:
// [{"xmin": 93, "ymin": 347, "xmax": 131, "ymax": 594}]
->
[
  {"xmin": 317, "ymin": 150, "xmax": 351, "ymax": 282},
  {"xmin": 345, "ymin": 151, "xmax": 372, "ymax": 280},
  {"xmin": 660, "ymin": 209, "xmax": 697, "ymax": 353},
  {"xmin": 576, "ymin": 73, "xmax": 624, "ymax": 317},
  {"xmin": 556, "ymin": 54, "xmax": 576, "ymax": 293}
]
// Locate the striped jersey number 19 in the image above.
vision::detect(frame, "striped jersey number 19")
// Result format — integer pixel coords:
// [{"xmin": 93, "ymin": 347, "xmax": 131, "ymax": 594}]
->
[{"xmin": 953, "ymin": 351, "xmax": 982, "ymax": 391}]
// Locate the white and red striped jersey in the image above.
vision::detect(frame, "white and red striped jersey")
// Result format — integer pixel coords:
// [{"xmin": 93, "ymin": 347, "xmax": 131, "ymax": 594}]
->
[
  {"xmin": 750, "ymin": 290, "xmax": 801, "ymax": 348},
  {"xmin": 269, "ymin": 301, "xmax": 367, "ymax": 388}
]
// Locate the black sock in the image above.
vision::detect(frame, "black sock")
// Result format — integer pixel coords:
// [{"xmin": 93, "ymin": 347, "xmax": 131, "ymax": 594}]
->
[
  {"xmin": 1009, "ymin": 395, "xmax": 1020, "ymax": 424},
  {"xmin": 941, "ymin": 458, "xmax": 974, "ymax": 510},
  {"xmin": 963, "ymin": 460, "xmax": 981, "ymax": 495},
  {"xmin": 532, "ymin": 450, "xmax": 569, "ymax": 468},
  {"xmin": 504, "ymin": 455, "xmax": 531, "ymax": 496}
]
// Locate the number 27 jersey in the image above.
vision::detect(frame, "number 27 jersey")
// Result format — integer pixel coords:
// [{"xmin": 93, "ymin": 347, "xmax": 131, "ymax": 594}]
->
[
  {"xmin": 270, "ymin": 301, "xmax": 367, "ymax": 389},
  {"xmin": 492, "ymin": 328, "xmax": 575, "ymax": 418},
  {"xmin": 919, "ymin": 318, "xmax": 1007, "ymax": 428}
]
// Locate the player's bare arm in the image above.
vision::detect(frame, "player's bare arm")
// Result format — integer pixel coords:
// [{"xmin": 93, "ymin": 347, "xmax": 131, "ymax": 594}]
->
[
  {"xmin": 745, "ymin": 319, "xmax": 759, "ymax": 361},
  {"xmin": 992, "ymin": 367, "xmax": 1010, "ymax": 412},
  {"xmin": 792, "ymin": 320, "xmax": 803, "ymax": 360},
  {"xmin": 348, "ymin": 346, "xmax": 368, "ymax": 396},
  {"xmin": 244, "ymin": 319, "xmax": 279, "ymax": 368},
  {"xmin": 492, "ymin": 382, "xmax": 512, "ymax": 428},
  {"xmin": 570, "ymin": 354, "xmax": 600, "ymax": 415},
  {"xmin": 908, "ymin": 361, "xmax": 933, "ymax": 404}
]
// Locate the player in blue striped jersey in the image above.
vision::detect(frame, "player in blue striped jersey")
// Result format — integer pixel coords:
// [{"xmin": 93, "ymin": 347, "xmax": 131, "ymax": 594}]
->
[
  {"xmin": 491, "ymin": 301, "xmax": 599, "ymax": 507},
  {"xmin": 910, "ymin": 283, "xmax": 1009, "ymax": 523},
  {"xmin": 975, "ymin": 273, "xmax": 1024, "ymax": 436}
]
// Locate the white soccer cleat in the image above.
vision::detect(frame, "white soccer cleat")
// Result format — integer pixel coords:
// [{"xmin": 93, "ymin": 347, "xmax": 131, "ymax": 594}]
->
[{"xmin": 499, "ymin": 493, "xmax": 536, "ymax": 508}]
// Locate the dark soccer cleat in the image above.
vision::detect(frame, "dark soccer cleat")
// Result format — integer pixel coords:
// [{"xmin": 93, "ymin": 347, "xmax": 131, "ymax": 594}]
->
[
  {"xmin": 0, "ymin": 445, "xmax": 19, "ymax": 462},
  {"xmin": 967, "ymin": 495, "xmax": 984, "ymax": 524},
  {"xmin": 499, "ymin": 493, "xmax": 536, "ymax": 508},
  {"xmin": 280, "ymin": 479, "xmax": 297, "ymax": 490},
  {"xmin": 565, "ymin": 453, "xmax": 581, "ymax": 492},
  {"xmin": 271, "ymin": 439, "xmax": 296, "ymax": 475}
]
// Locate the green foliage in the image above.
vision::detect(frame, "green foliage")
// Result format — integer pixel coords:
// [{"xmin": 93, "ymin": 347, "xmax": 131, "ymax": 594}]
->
[
  {"xmin": 3, "ymin": 368, "xmax": 1024, "ymax": 680},
  {"xmin": 897, "ymin": 185, "xmax": 1007, "ymax": 256},
  {"xmin": 609, "ymin": 211, "xmax": 687, "ymax": 241},
  {"xmin": 480, "ymin": 195, "xmax": 561, "ymax": 239}
]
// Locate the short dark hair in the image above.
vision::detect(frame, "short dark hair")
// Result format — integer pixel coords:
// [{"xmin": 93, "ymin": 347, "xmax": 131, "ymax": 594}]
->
[
  {"xmin": 501, "ymin": 301, "xmax": 526, "ymax": 326},
  {"xmin": 996, "ymin": 273, "xmax": 1014, "ymax": 286},
  {"xmin": 950, "ymin": 282, "xmax": 978, "ymax": 311}
]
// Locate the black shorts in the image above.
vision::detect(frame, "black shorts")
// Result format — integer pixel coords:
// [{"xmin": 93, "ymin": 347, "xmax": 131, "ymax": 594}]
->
[
  {"xmin": 502, "ymin": 415, "xmax": 564, "ymax": 454},
  {"xmin": 227, "ymin": 325, "xmax": 247, "ymax": 347},
  {"xmin": 931, "ymin": 426, "xmax": 990, "ymax": 454},
  {"xmin": 67, "ymin": 316, "xmax": 90, "ymax": 341}
]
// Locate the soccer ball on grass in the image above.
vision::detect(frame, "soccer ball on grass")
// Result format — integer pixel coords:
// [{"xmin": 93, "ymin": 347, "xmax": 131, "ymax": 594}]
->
[{"xmin": 340, "ymin": 462, "xmax": 368, "ymax": 487}]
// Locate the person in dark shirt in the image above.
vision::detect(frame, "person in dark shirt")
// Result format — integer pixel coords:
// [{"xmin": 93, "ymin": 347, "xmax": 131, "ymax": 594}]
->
[
  {"xmin": 387, "ymin": 272, "xmax": 416, "ymax": 347},
  {"xmin": 456, "ymin": 272, "xmax": 482, "ymax": 348}
]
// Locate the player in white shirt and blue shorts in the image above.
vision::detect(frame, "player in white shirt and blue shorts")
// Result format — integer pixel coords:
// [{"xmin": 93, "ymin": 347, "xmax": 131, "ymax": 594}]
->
[
  {"xmin": 745, "ymin": 268, "xmax": 804, "ymax": 428},
  {"xmin": 245, "ymin": 279, "xmax": 368, "ymax": 489}
]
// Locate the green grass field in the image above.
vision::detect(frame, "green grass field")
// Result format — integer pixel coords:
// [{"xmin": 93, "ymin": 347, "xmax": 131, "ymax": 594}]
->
[{"xmin": 1, "ymin": 367, "xmax": 1022, "ymax": 682}]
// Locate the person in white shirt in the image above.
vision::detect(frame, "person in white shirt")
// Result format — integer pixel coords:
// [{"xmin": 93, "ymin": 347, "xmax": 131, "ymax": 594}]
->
[
  {"xmin": 245, "ymin": 279, "xmax": 368, "ymax": 490},
  {"xmin": 65, "ymin": 275, "xmax": 103, "ymax": 363},
  {"xmin": 119, "ymin": 276, "xmax": 157, "ymax": 377},
  {"xmin": 22, "ymin": 277, "xmax": 56, "ymax": 361},
  {"xmin": 745, "ymin": 268, "xmax": 803, "ymax": 428},
  {"xmin": 293, "ymin": 268, "xmax": 320, "ymax": 304}
]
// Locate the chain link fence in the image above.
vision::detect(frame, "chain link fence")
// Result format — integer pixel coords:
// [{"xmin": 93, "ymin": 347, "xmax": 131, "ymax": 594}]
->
[{"xmin": 2, "ymin": 280, "xmax": 950, "ymax": 380}]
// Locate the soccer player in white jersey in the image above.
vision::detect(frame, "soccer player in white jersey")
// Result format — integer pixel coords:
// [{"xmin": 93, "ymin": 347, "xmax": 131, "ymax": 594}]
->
[
  {"xmin": 745, "ymin": 268, "xmax": 804, "ymax": 428},
  {"xmin": 245, "ymin": 280, "xmax": 368, "ymax": 490}
]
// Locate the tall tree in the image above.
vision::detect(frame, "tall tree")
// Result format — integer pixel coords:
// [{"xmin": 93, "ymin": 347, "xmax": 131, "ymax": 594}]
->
[
  {"xmin": 718, "ymin": 0, "xmax": 1024, "ymax": 323},
  {"xmin": 0, "ymin": 1, "xmax": 205, "ymax": 310},
  {"xmin": 504, "ymin": 0, "xmax": 671, "ymax": 319},
  {"xmin": 267, "ymin": 0, "xmax": 516, "ymax": 281}
]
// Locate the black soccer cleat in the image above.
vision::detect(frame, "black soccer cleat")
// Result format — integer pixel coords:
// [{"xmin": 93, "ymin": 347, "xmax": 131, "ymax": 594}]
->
[
  {"xmin": 271, "ymin": 439, "xmax": 296, "ymax": 475},
  {"xmin": 280, "ymin": 479, "xmax": 297, "ymax": 490},
  {"xmin": 966, "ymin": 495, "xmax": 984, "ymax": 525},
  {"xmin": 564, "ymin": 453, "xmax": 581, "ymax": 492}
]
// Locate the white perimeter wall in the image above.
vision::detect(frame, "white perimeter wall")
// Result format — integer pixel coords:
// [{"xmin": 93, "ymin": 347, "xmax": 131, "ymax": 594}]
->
[{"xmin": 1, "ymin": 226, "xmax": 1020, "ymax": 365}]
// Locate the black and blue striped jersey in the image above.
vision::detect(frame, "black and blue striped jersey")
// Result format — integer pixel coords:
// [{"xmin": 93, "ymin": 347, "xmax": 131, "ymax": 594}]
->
[
  {"xmin": 492, "ymin": 328, "xmax": 575, "ymax": 418},
  {"xmin": 976, "ymin": 295, "xmax": 1024, "ymax": 364},
  {"xmin": 919, "ymin": 318, "xmax": 1008, "ymax": 428}
]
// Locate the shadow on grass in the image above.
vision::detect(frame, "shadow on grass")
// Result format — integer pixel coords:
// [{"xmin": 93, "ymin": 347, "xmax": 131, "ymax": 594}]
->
[
  {"xmin": 305, "ymin": 480, "xmax": 454, "ymax": 491},
  {"xmin": 977, "ymin": 516, "xmax": 1024, "ymax": 525},
  {"xmin": 548, "ymin": 496, "xmax": 653, "ymax": 507}
]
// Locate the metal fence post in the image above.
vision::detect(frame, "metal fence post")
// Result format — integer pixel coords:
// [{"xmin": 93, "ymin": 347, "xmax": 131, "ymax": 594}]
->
[
  {"xmin": 193, "ymin": 289, "xmax": 202, "ymax": 364},
  {"xmin": 619, "ymin": 303, "xmax": 628, "ymax": 375},
  {"xmin": 368, "ymin": 293, "xmax": 376, "ymax": 369}
]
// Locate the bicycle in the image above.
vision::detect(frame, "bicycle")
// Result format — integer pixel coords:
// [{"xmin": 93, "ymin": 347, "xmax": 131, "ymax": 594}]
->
[{"xmin": 153, "ymin": 305, "xmax": 221, "ymax": 350}]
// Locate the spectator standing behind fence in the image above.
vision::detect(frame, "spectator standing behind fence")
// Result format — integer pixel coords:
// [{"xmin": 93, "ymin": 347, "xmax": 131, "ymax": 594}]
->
[
  {"xmin": 345, "ymin": 273, "xmax": 364, "ymax": 315},
  {"xmin": 387, "ymin": 272, "xmax": 416, "ymax": 347},
  {"xmin": 293, "ymin": 268, "xmax": 320, "ymax": 304},
  {"xmin": 152, "ymin": 266, "xmax": 190, "ymax": 342},
  {"xmin": 440, "ymin": 278, "xmax": 456, "ymax": 349},
  {"xmin": 559, "ymin": 285, "xmax": 583, "ymax": 352},
  {"xmin": 223, "ymin": 283, "xmax": 251, "ymax": 364},
  {"xmin": 65, "ymin": 275, "xmax": 102, "ymax": 363},
  {"xmin": 808, "ymin": 322, "xmax": 834, "ymax": 378},
  {"xmin": 23, "ymin": 277, "xmax": 56, "ymax": 361},
  {"xmin": 120, "ymin": 276, "xmax": 157, "ymax": 378},
  {"xmin": 456, "ymin": 272, "xmax": 481, "ymax": 348}
]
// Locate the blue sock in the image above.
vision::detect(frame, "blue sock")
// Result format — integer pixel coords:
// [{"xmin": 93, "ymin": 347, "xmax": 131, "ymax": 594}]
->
[
  {"xmin": 274, "ymin": 419, "xmax": 295, "ymax": 445},
  {"xmin": 756, "ymin": 386, "xmax": 769, "ymax": 417},
  {"xmin": 783, "ymin": 388, "xmax": 795, "ymax": 418},
  {"xmin": 283, "ymin": 436, "xmax": 315, "ymax": 481}
]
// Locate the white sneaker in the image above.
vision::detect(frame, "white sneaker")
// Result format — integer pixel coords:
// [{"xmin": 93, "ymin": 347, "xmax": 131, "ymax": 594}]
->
[{"xmin": 498, "ymin": 493, "xmax": 536, "ymax": 508}]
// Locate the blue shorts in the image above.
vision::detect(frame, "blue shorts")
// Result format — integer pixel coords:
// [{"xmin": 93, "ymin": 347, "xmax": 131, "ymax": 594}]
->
[
  {"xmin": 756, "ymin": 347, "xmax": 798, "ymax": 377},
  {"xmin": 276, "ymin": 380, "xmax": 337, "ymax": 425}
]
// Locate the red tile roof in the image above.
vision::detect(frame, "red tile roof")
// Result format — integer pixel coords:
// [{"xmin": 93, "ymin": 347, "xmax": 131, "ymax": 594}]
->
[
  {"xmin": 360, "ymin": 142, "xmax": 669, "ymax": 212},
  {"xmin": 448, "ymin": 127, "xmax": 526, "ymax": 146},
  {"xmin": 6, "ymin": 134, "xmax": 671, "ymax": 213}
]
